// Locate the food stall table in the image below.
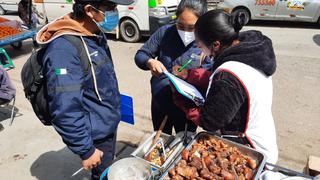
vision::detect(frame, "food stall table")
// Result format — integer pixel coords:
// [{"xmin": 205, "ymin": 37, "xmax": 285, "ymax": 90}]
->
[
  {"xmin": 100, "ymin": 131, "xmax": 317, "ymax": 180},
  {"xmin": 0, "ymin": 29, "xmax": 38, "ymax": 49}
]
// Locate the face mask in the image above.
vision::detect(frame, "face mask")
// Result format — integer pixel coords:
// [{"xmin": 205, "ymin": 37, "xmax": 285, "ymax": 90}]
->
[
  {"xmin": 93, "ymin": 8, "xmax": 119, "ymax": 33},
  {"xmin": 178, "ymin": 30, "xmax": 195, "ymax": 47},
  {"xmin": 201, "ymin": 46, "xmax": 212, "ymax": 57},
  {"xmin": 201, "ymin": 43, "xmax": 218, "ymax": 60}
]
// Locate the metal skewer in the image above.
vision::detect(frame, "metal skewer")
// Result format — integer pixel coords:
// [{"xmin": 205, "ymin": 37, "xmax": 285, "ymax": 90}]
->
[{"xmin": 71, "ymin": 167, "xmax": 83, "ymax": 177}]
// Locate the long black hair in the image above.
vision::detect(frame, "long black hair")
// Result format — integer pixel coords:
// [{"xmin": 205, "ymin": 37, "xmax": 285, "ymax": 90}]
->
[
  {"xmin": 176, "ymin": 0, "xmax": 207, "ymax": 18},
  {"xmin": 195, "ymin": 9, "xmax": 246, "ymax": 47}
]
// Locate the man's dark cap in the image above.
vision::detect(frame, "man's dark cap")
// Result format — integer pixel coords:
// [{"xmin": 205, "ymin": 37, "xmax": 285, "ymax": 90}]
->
[{"xmin": 75, "ymin": 0, "xmax": 134, "ymax": 5}]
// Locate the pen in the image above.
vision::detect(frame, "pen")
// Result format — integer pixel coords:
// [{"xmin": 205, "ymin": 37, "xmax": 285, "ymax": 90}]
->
[{"xmin": 178, "ymin": 59, "xmax": 193, "ymax": 72}]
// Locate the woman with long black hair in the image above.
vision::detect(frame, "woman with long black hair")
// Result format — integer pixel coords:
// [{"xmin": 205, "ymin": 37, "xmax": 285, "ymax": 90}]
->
[{"xmin": 173, "ymin": 10, "xmax": 278, "ymax": 164}]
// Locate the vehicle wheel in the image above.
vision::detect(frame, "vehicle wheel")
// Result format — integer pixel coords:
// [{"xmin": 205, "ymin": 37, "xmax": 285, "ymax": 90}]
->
[
  {"xmin": 0, "ymin": 6, "xmax": 6, "ymax": 15},
  {"xmin": 11, "ymin": 42, "xmax": 22, "ymax": 50},
  {"xmin": 120, "ymin": 19, "xmax": 141, "ymax": 43},
  {"xmin": 232, "ymin": 8, "xmax": 250, "ymax": 25}
]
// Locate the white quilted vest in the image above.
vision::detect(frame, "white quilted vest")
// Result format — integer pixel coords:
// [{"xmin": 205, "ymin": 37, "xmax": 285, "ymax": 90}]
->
[{"xmin": 207, "ymin": 61, "xmax": 278, "ymax": 164}]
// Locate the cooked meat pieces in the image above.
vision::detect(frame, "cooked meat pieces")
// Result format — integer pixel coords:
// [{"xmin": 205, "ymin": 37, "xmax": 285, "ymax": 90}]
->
[
  {"xmin": 169, "ymin": 168, "xmax": 177, "ymax": 177},
  {"xmin": 244, "ymin": 167, "xmax": 254, "ymax": 180},
  {"xmin": 203, "ymin": 156, "xmax": 212, "ymax": 168},
  {"xmin": 208, "ymin": 164, "xmax": 221, "ymax": 174},
  {"xmin": 168, "ymin": 135, "xmax": 257, "ymax": 180},
  {"xmin": 189, "ymin": 157, "xmax": 203, "ymax": 170},
  {"xmin": 182, "ymin": 149, "xmax": 190, "ymax": 161},
  {"xmin": 221, "ymin": 169, "xmax": 235, "ymax": 180},
  {"xmin": 246, "ymin": 157, "xmax": 257, "ymax": 169},
  {"xmin": 200, "ymin": 168, "xmax": 212, "ymax": 179},
  {"xmin": 171, "ymin": 175, "xmax": 184, "ymax": 180},
  {"xmin": 176, "ymin": 165, "xmax": 198, "ymax": 179},
  {"xmin": 178, "ymin": 159, "xmax": 188, "ymax": 167}
]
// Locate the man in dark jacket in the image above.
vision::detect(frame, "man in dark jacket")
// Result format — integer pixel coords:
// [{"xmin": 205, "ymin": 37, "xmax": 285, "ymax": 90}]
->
[{"xmin": 35, "ymin": 0, "xmax": 133, "ymax": 179}]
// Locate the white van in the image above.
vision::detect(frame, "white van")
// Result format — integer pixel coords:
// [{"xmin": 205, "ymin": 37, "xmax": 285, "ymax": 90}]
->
[
  {"xmin": 216, "ymin": 0, "xmax": 320, "ymax": 25},
  {"xmin": 33, "ymin": 0, "xmax": 73, "ymax": 22},
  {"xmin": 0, "ymin": 0, "xmax": 18, "ymax": 15},
  {"xmin": 0, "ymin": 0, "xmax": 45, "ymax": 25},
  {"xmin": 32, "ymin": 0, "xmax": 180, "ymax": 42},
  {"xmin": 118, "ymin": 0, "xmax": 179, "ymax": 42}
]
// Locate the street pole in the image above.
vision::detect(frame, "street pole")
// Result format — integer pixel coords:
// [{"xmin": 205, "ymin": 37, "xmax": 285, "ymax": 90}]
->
[{"xmin": 28, "ymin": 0, "xmax": 32, "ymax": 28}]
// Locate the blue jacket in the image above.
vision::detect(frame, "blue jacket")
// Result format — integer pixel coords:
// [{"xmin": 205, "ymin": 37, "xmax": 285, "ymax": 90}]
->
[
  {"xmin": 42, "ymin": 35, "xmax": 121, "ymax": 160},
  {"xmin": 134, "ymin": 24, "xmax": 212, "ymax": 95}
]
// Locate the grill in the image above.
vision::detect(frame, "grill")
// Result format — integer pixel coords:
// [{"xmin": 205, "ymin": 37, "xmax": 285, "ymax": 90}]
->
[
  {"xmin": 166, "ymin": 5, "xmax": 177, "ymax": 14},
  {"xmin": 207, "ymin": 0, "xmax": 222, "ymax": 10}
]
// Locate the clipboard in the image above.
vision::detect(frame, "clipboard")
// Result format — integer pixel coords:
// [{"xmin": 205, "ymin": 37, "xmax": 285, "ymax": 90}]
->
[{"xmin": 164, "ymin": 72, "xmax": 205, "ymax": 106}]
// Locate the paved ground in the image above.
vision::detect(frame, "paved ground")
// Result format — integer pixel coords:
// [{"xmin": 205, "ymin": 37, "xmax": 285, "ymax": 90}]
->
[{"xmin": 0, "ymin": 16, "xmax": 319, "ymax": 179}]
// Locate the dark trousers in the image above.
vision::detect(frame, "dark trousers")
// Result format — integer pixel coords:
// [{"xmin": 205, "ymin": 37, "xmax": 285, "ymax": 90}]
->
[
  {"xmin": 151, "ymin": 86, "xmax": 197, "ymax": 135},
  {"xmin": 91, "ymin": 133, "xmax": 116, "ymax": 180}
]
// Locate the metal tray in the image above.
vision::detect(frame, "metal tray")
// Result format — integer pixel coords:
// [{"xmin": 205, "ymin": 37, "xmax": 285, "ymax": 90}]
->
[
  {"xmin": 131, "ymin": 132, "xmax": 185, "ymax": 177},
  {"xmin": 160, "ymin": 131, "xmax": 267, "ymax": 180}
]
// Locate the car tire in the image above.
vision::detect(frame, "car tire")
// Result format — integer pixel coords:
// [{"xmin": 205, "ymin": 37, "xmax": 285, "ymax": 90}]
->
[
  {"xmin": 120, "ymin": 19, "xmax": 141, "ymax": 43},
  {"xmin": 0, "ymin": 6, "xmax": 6, "ymax": 15},
  {"xmin": 232, "ymin": 8, "xmax": 250, "ymax": 25}
]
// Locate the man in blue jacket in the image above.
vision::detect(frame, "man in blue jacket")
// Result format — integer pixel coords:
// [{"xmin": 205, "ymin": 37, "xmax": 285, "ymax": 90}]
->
[{"xmin": 35, "ymin": 0, "xmax": 133, "ymax": 179}]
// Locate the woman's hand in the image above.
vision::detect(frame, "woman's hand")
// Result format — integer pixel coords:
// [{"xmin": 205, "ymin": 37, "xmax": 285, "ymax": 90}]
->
[
  {"xmin": 146, "ymin": 59, "xmax": 167, "ymax": 76},
  {"xmin": 172, "ymin": 65, "xmax": 188, "ymax": 80}
]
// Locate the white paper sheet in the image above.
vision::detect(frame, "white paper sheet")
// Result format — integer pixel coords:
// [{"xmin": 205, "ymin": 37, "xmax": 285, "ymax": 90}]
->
[{"xmin": 164, "ymin": 72, "xmax": 205, "ymax": 106}]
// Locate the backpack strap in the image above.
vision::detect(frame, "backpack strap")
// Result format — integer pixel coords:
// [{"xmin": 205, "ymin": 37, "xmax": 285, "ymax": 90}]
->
[
  {"xmin": 63, "ymin": 35, "xmax": 103, "ymax": 101},
  {"xmin": 57, "ymin": 35, "xmax": 102, "ymax": 101},
  {"xmin": 63, "ymin": 35, "xmax": 90, "ymax": 75}
]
